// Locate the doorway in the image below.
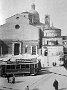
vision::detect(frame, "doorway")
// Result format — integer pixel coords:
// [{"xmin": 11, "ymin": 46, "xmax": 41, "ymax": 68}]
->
[{"xmin": 14, "ymin": 43, "xmax": 20, "ymax": 55}]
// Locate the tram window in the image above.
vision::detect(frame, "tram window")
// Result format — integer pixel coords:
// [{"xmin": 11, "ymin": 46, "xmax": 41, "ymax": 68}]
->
[
  {"xmin": 16, "ymin": 65, "xmax": 20, "ymax": 69},
  {"xmin": 6, "ymin": 65, "xmax": 11, "ymax": 69},
  {"xmin": 11, "ymin": 65, "xmax": 15, "ymax": 69},
  {"xmin": 21, "ymin": 64, "xmax": 26, "ymax": 68},
  {"xmin": 26, "ymin": 64, "xmax": 29, "ymax": 68}
]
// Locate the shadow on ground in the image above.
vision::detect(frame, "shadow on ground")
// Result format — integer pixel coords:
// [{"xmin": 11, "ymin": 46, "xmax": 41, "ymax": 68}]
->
[
  {"xmin": 58, "ymin": 87, "xmax": 67, "ymax": 90},
  {"xmin": 37, "ymin": 67, "xmax": 52, "ymax": 76},
  {"xmin": 31, "ymin": 88, "xmax": 39, "ymax": 90},
  {"xmin": 31, "ymin": 87, "xmax": 67, "ymax": 90},
  {"xmin": 50, "ymin": 71, "xmax": 67, "ymax": 77},
  {"xmin": 15, "ymin": 80, "xmax": 25, "ymax": 83}
]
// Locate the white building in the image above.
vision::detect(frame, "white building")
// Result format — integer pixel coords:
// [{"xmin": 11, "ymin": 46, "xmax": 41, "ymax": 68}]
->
[{"xmin": 42, "ymin": 19, "xmax": 64, "ymax": 66}]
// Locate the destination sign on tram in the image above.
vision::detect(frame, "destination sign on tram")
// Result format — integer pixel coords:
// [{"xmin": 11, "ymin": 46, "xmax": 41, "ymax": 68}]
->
[{"xmin": 16, "ymin": 58, "xmax": 37, "ymax": 63}]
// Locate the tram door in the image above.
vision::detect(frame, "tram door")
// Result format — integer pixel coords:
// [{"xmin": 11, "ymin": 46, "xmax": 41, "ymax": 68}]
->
[
  {"xmin": 1, "ymin": 65, "xmax": 5, "ymax": 75},
  {"xmin": 30, "ymin": 64, "xmax": 35, "ymax": 74}
]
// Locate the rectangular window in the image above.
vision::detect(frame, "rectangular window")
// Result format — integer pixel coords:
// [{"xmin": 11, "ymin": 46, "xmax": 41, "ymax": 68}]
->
[
  {"xmin": 16, "ymin": 64, "xmax": 20, "ymax": 69},
  {"xmin": 56, "ymin": 40, "xmax": 58, "ymax": 45},
  {"xmin": 30, "ymin": 19, "xmax": 32, "ymax": 23},
  {"xmin": 6, "ymin": 65, "xmax": 11, "ymax": 69},
  {"xmin": 32, "ymin": 46, "xmax": 36, "ymax": 55},
  {"xmin": 26, "ymin": 64, "xmax": 29, "ymax": 68},
  {"xmin": 21, "ymin": 64, "xmax": 26, "ymax": 68},
  {"xmin": 25, "ymin": 47, "xmax": 27, "ymax": 53},
  {"xmin": 11, "ymin": 65, "xmax": 15, "ymax": 69},
  {"xmin": 47, "ymin": 41, "xmax": 48, "ymax": 45}
]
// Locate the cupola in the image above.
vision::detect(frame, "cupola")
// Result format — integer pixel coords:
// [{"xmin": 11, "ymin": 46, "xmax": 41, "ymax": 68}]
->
[{"xmin": 29, "ymin": 3, "xmax": 40, "ymax": 23}]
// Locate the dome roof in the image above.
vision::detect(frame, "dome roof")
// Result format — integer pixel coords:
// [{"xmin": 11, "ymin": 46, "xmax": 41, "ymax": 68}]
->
[
  {"xmin": 30, "ymin": 9, "xmax": 39, "ymax": 18},
  {"xmin": 30, "ymin": 9, "xmax": 39, "ymax": 16},
  {"xmin": 29, "ymin": 3, "xmax": 40, "ymax": 22}
]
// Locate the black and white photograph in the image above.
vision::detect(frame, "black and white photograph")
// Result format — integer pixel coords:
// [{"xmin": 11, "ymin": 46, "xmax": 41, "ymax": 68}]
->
[{"xmin": 0, "ymin": 0, "xmax": 67, "ymax": 90}]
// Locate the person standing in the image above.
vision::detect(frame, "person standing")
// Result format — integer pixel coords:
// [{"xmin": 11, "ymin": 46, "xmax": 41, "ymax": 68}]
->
[
  {"xmin": 53, "ymin": 79, "xmax": 58, "ymax": 90},
  {"xmin": 7, "ymin": 74, "xmax": 10, "ymax": 83},
  {"xmin": 12, "ymin": 74, "xmax": 15, "ymax": 84}
]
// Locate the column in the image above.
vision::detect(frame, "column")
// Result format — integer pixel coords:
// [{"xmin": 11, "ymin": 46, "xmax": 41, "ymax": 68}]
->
[
  {"xmin": 12, "ymin": 43, "xmax": 14, "ymax": 55},
  {"xmin": 19, "ymin": 42, "xmax": 21, "ymax": 54},
  {"xmin": 36, "ymin": 45, "xmax": 37, "ymax": 55},
  {"xmin": 31, "ymin": 46, "xmax": 32, "ymax": 55}
]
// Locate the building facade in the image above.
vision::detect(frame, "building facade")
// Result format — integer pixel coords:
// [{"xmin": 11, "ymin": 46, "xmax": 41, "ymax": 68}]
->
[
  {"xmin": 0, "ymin": 3, "xmax": 65, "ymax": 66},
  {"xmin": 0, "ymin": 4, "xmax": 43, "ymax": 56},
  {"xmin": 41, "ymin": 19, "xmax": 64, "ymax": 66}
]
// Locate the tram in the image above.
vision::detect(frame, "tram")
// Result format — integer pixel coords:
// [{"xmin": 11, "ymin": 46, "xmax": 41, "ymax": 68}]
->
[{"xmin": 0, "ymin": 57, "xmax": 41, "ymax": 77}]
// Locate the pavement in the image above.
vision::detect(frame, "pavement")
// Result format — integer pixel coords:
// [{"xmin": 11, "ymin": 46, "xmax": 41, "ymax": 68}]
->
[
  {"xmin": 46, "ymin": 66, "xmax": 67, "ymax": 90},
  {"xmin": 0, "ymin": 66, "xmax": 67, "ymax": 90}
]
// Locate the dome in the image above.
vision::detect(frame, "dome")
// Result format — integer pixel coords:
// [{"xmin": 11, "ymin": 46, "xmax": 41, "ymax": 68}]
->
[
  {"xmin": 29, "ymin": 3, "xmax": 40, "ymax": 23},
  {"xmin": 30, "ymin": 9, "xmax": 39, "ymax": 20},
  {"xmin": 30, "ymin": 9, "xmax": 39, "ymax": 18}
]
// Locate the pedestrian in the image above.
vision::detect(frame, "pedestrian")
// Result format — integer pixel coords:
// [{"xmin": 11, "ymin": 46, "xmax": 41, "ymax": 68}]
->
[
  {"xmin": 12, "ymin": 74, "xmax": 15, "ymax": 84},
  {"xmin": 7, "ymin": 74, "xmax": 10, "ymax": 83},
  {"xmin": 25, "ymin": 86, "xmax": 29, "ymax": 90},
  {"xmin": 53, "ymin": 62, "xmax": 54, "ymax": 66},
  {"xmin": 55, "ymin": 62, "xmax": 56, "ymax": 66},
  {"xmin": 53, "ymin": 79, "xmax": 58, "ymax": 90}
]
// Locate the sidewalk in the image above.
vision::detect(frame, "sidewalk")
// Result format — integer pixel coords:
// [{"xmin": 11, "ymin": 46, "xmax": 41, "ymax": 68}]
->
[
  {"xmin": 36, "ymin": 66, "xmax": 67, "ymax": 90},
  {"xmin": 49, "ymin": 66, "xmax": 67, "ymax": 76}
]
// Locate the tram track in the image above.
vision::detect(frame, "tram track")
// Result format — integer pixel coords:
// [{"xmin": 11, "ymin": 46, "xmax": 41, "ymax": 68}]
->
[
  {"xmin": 29, "ymin": 67, "xmax": 63, "ymax": 89},
  {"xmin": 29, "ymin": 71, "xmax": 54, "ymax": 89},
  {"xmin": 31, "ymin": 73, "xmax": 54, "ymax": 89},
  {"xmin": 0, "ymin": 67, "xmax": 66, "ymax": 90}
]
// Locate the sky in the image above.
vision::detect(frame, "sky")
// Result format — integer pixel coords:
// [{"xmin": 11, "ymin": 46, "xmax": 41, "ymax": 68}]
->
[{"xmin": 0, "ymin": 0, "xmax": 67, "ymax": 36}]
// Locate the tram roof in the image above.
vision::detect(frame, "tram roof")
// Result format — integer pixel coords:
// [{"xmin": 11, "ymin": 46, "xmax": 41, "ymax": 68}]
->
[
  {"xmin": 0, "ymin": 54, "xmax": 38, "ymax": 61},
  {"xmin": 0, "ymin": 62, "xmax": 7, "ymax": 65},
  {"xmin": 0, "ymin": 54, "xmax": 40, "ymax": 65},
  {"xmin": 0, "ymin": 60, "xmax": 37, "ymax": 65}
]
